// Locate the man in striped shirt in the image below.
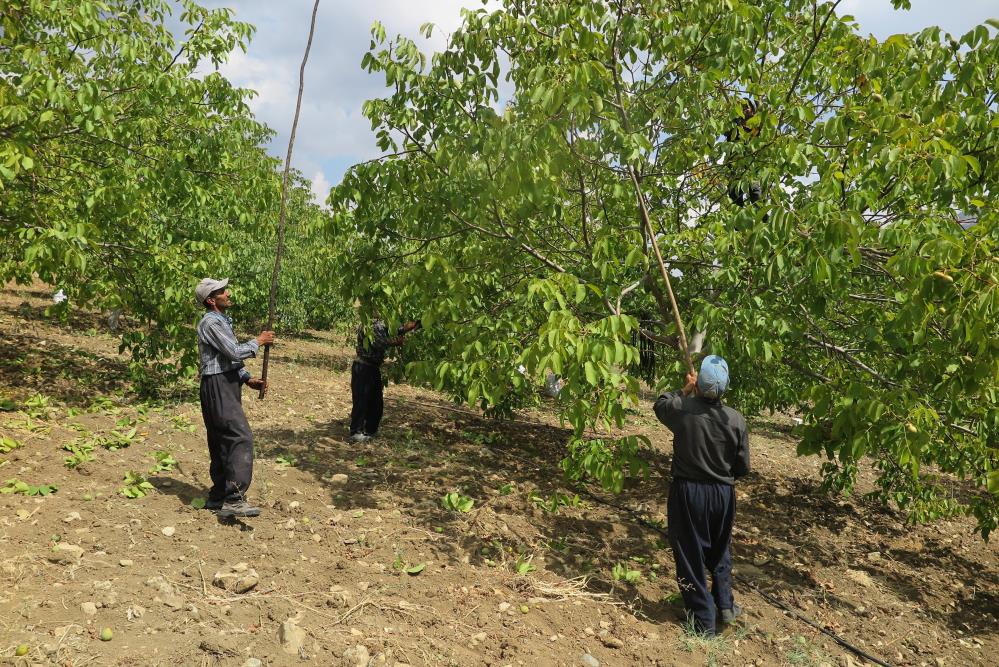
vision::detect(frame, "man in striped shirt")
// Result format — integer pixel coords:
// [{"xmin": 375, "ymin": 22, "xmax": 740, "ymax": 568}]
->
[
  {"xmin": 196, "ymin": 277, "xmax": 274, "ymax": 519},
  {"xmin": 350, "ymin": 316, "xmax": 418, "ymax": 442}
]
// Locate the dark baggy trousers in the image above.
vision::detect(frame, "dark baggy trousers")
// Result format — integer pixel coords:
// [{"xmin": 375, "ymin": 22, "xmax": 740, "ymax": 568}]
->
[
  {"xmin": 350, "ymin": 360, "xmax": 384, "ymax": 436},
  {"xmin": 668, "ymin": 478, "xmax": 736, "ymax": 635},
  {"xmin": 200, "ymin": 370, "xmax": 254, "ymax": 503}
]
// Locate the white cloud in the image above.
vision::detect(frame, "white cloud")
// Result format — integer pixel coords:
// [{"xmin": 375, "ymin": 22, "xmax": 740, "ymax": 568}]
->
[
  {"xmin": 310, "ymin": 170, "xmax": 331, "ymax": 207},
  {"xmin": 196, "ymin": 0, "xmax": 994, "ymax": 195},
  {"xmin": 839, "ymin": 0, "xmax": 995, "ymax": 38}
]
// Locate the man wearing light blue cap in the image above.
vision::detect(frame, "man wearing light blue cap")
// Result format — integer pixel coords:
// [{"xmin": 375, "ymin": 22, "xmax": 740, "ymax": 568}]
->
[{"xmin": 654, "ymin": 355, "xmax": 750, "ymax": 636}]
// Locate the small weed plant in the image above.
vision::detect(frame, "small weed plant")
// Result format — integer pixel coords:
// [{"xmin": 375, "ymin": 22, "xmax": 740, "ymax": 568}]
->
[
  {"xmin": 678, "ymin": 617, "xmax": 731, "ymax": 665},
  {"xmin": 63, "ymin": 440, "xmax": 95, "ymax": 469},
  {"xmin": 391, "ymin": 551, "xmax": 426, "ymax": 575},
  {"xmin": 612, "ymin": 562, "xmax": 642, "ymax": 583},
  {"xmin": 89, "ymin": 396, "xmax": 119, "ymax": 414},
  {"xmin": 120, "ymin": 471, "xmax": 154, "ymax": 498},
  {"xmin": 151, "ymin": 450, "xmax": 177, "ymax": 472},
  {"xmin": 170, "ymin": 414, "xmax": 195, "ymax": 432},
  {"xmin": 528, "ymin": 490, "xmax": 581, "ymax": 514},
  {"xmin": 24, "ymin": 394, "xmax": 53, "ymax": 419},
  {"xmin": 514, "ymin": 553, "xmax": 536, "ymax": 575},
  {"xmin": 441, "ymin": 491, "xmax": 474, "ymax": 512},
  {"xmin": 0, "ymin": 436, "xmax": 21, "ymax": 454},
  {"xmin": 787, "ymin": 634, "xmax": 832, "ymax": 666},
  {"xmin": 2, "ymin": 478, "xmax": 57, "ymax": 496},
  {"xmin": 99, "ymin": 427, "xmax": 140, "ymax": 450},
  {"xmin": 9, "ymin": 415, "xmax": 50, "ymax": 434}
]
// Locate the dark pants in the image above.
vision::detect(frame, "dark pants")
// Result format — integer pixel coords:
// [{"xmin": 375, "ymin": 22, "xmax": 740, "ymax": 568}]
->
[
  {"xmin": 200, "ymin": 370, "xmax": 254, "ymax": 502},
  {"xmin": 668, "ymin": 478, "xmax": 735, "ymax": 635},
  {"xmin": 728, "ymin": 181, "xmax": 762, "ymax": 207},
  {"xmin": 350, "ymin": 360, "xmax": 383, "ymax": 435}
]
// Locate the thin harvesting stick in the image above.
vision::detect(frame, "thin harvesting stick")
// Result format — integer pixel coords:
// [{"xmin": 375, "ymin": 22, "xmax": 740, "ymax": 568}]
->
[
  {"xmin": 628, "ymin": 166, "xmax": 694, "ymax": 374},
  {"xmin": 259, "ymin": 0, "xmax": 321, "ymax": 399}
]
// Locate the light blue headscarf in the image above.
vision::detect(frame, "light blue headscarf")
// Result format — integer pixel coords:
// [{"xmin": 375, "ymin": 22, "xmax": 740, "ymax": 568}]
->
[{"xmin": 697, "ymin": 355, "xmax": 729, "ymax": 399}]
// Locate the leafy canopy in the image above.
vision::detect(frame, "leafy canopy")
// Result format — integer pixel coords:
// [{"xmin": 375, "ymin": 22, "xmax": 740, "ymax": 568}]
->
[{"xmin": 331, "ymin": 0, "xmax": 999, "ymax": 537}]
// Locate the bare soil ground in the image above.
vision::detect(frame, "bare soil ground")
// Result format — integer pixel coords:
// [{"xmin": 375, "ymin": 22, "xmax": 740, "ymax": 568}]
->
[{"xmin": 0, "ymin": 283, "xmax": 996, "ymax": 667}]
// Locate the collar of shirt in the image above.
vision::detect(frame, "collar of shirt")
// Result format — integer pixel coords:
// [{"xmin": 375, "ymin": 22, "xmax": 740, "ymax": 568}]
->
[{"xmin": 203, "ymin": 310, "xmax": 234, "ymax": 328}]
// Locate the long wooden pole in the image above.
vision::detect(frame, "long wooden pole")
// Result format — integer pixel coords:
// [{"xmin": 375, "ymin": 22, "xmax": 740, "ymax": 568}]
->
[
  {"xmin": 259, "ymin": 0, "xmax": 322, "ymax": 399},
  {"xmin": 628, "ymin": 167, "xmax": 694, "ymax": 374},
  {"xmin": 606, "ymin": 16, "xmax": 693, "ymax": 376}
]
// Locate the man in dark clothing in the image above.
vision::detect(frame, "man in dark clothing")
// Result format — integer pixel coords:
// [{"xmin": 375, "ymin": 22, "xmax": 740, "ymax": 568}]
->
[
  {"xmin": 349, "ymin": 317, "xmax": 418, "ymax": 443},
  {"xmin": 726, "ymin": 99, "xmax": 764, "ymax": 209},
  {"xmin": 195, "ymin": 277, "xmax": 274, "ymax": 519},
  {"xmin": 654, "ymin": 355, "xmax": 749, "ymax": 635}
]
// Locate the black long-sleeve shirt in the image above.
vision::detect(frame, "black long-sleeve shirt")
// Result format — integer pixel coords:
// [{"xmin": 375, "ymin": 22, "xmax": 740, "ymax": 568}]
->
[{"xmin": 654, "ymin": 390, "xmax": 750, "ymax": 485}]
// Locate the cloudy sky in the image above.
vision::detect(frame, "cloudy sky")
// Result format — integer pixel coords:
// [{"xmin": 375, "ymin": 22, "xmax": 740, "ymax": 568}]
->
[{"xmin": 197, "ymin": 1, "xmax": 997, "ymax": 203}]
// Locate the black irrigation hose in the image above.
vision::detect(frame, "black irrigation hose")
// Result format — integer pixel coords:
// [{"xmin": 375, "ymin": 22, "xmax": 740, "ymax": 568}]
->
[
  {"xmin": 739, "ymin": 578, "xmax": 893, "ymax": 667},
  {"xmin": 392, "ymin": 395, "xmax": 894, "ymax": 665}
]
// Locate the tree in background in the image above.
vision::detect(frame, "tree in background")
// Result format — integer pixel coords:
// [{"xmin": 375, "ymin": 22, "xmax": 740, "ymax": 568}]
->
[
  {"xmin": 331, "ymin": 0, "xmax": 998, "ymax": 536},
  {"xmin": 0, "ymin": 0, "xmax": 342, "ymax": 385},
  {"xmin": 232, "ymin": 171, "xmax": 349, "ymax": 334}
]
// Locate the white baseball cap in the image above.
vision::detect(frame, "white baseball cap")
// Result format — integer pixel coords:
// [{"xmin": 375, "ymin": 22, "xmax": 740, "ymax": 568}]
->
[{"xmin": 195, "ymin": 277, "xmax": 229, "ymax": 305}]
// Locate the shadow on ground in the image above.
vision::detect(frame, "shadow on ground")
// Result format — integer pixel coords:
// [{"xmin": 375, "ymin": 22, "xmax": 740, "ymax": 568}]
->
[{"xmin": 252, "ymin": 394, "xmax": 997, "ymax": 636}]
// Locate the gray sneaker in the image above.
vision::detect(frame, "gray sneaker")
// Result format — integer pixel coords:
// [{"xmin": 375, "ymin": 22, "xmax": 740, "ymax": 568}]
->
[
  {"xmin": 719, "ymin": 603, "xmax": 743, "ymax": 624},
  {"xmin": 218, "ymin": 500, "xmax": 262, "ymax": 519},
  {"xmin": 349, "ymin": 433, "xmax": 371, "ymax": 443},
  {"xmin": 204, "ymin": 498, "xmax": 224, "ymax": 511}
]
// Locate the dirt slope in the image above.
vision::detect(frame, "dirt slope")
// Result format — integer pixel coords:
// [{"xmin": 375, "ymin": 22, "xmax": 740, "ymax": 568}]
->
[{"xmin": 0, "ymin": 284, "xmax": 996, "ymax": 667}]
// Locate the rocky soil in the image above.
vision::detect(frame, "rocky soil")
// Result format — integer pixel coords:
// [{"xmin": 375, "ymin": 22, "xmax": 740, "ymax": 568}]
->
[{"xmin": 1, "ymin": 283, "xmax": 996, "ymax": 666}]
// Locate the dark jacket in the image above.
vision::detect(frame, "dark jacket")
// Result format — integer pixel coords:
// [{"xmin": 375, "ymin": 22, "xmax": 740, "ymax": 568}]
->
[
  {"xmin": 355, "ymin": 319, "xmax": 404, "ymax": 367},
  {"xmin": 654, "ymin": 390, "xmax": 750, "ymax": 485}
]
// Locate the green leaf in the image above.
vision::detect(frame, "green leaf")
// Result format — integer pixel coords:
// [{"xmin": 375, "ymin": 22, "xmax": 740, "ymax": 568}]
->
[
  {"xmin": 404, "ymin": 562, "xmax": 426, "ymax": 575},
  {"xmin": 962, "ymin": 154, "xmax": 981, "ymax": 176}
]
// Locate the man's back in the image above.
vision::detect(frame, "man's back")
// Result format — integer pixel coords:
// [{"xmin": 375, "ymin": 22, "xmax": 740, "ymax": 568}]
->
[
  {"xmin": 355, "ymin": 319, "xmax": 391, "ymax": 366},
  {"xmin": 654, "ymin": 392, "xmax": 749, "ymax": 485}
]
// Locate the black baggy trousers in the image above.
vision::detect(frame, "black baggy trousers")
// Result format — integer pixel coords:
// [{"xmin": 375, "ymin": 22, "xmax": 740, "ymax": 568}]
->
[
  {"xmin": 350, "ymin": 360, "xmax": 384, "ymax": 436},
  {"xmin": 200, "ymin": 370, "xmax": 254, "ymax": 503},
  {"xmin": 668, "ymin": 478, "xmax": 735, "ymax": 635}
]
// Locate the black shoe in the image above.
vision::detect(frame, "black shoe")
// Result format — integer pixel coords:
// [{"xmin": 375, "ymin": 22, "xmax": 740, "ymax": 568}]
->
[
  {"xmin": 219, "ymin": 500, "xmax": 262, "ymax": 518},
  {"xmin": 719, "ymin": 603, "xmax": 744, "ymax": 624},
  {"xmin": 204, "ymin": 498, "xmax": 224, "ymax": 511}
]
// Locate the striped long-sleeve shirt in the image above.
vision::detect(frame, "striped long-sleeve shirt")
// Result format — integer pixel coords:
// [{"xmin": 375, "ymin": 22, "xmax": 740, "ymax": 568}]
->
[
  {"xmin": 197, "ymin": 311, "xmax": 258, "ymax": 383},
  {"xmin": 355, "ymin": 319, "xmax": 404, "ymax": 367}
]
